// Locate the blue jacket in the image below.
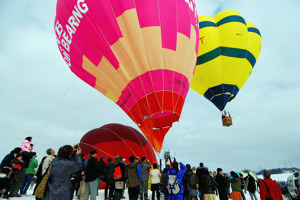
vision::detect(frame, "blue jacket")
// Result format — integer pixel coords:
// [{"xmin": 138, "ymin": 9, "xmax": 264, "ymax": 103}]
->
[
  {"xmin": 167, "ymin": 162, "xmax": 187, "ymax": 199},
  {"xmin": 42, "ymin": 155, "xmax": 82, "ymax": 200}
]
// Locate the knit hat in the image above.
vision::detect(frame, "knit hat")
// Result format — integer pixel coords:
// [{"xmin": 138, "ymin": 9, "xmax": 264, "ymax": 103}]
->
[{"xmin": 115, "ymin": 155, "xmax": 120, "ymax": 162}]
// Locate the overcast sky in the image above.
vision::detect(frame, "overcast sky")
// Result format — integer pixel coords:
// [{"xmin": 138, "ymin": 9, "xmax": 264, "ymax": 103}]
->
[{"xmin": 1, "ymin": 0, "xmax": 299, "ymax": 173}]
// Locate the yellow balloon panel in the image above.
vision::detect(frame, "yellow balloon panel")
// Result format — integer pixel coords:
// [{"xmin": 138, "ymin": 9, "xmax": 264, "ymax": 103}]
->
[{"xmin": 191, "ymin": 10, "xmax": 261, "ymax": 111}]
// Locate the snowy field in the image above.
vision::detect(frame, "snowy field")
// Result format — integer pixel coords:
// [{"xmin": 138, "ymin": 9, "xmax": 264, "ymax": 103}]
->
[{"xmin": 7, "ymin": 173, "xmax": 293, "ymax": 200}]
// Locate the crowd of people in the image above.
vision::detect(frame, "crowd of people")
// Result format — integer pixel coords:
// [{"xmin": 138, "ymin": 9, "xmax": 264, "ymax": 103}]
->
[{"xmin": 0, "ymin": 137, "xmax": 284, "ymax": 200}]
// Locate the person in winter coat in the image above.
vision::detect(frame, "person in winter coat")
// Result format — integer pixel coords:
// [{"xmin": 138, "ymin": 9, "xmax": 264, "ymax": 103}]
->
[
  {"xmin": 42, "ymin": 148, "xmax": 56, "ymax": 175},
  {"xmin": 215, "ymin": 168, "xmax": 228, "ymax": 200},
  {"xmin": 140, "ymin": 157, "xmax": 151, "ymax": 200},
  {"xmin": 245, "ymin": 174, "xmax": 258, "ymax": 200},
  {"xmin": 20, "ymin": 137, "xmax": 32, "ymax": 152},
  {"xmin": 150, "ymin": 163, "xmax": 161, "ymax": 200},
  {"xmin": 196, "ymin": 163, "xmax": 207, "ymax": 199},
  {"xmin": 183, "ymin": 164, "xmax": 199, "ymax": 200},
  {"xmin": 114, "ymin": 156, "xmax": 126, "ymax": 200},
  {"xmin": 125, "ymin": 156, "xmax": 142, "ymax": 200},
  {"xmin": 223, "ymin": 173, "xmax": 230, "ymax": 197},
  {"xmin": 34, "ymin": 154, "xmax": 47, "ymax": 200},
  {"xmin": 84, "ymin": 150, "xmax": 100, "ymax": 200},
  {"xmin": 161, "ymin": 165, "xmax": 170, "ymax": 200},
  {"xmin": 239, "ymin": 174, "xmax": 246, "ymax": 200},
  {"xmin": 20, "ymin": 152, "xmax": 38, "ymax": 195},
  {"xmin": 199, "ymin": 169, "xmax": 217, "ymax": 200},
  {"xmin": 42, "ymin": 144, "xmax": 82, "ymax": 200},
  {"xmin": 9, "ymin": 154, "xmax": 23, "ymax": 197},
  {"xmin": 0, "ymin": 147, "xmax": 22, "ymax": 172},
  {"xmin": 105, "ymin": 158, "xmax": 115, "ymax": 200},
  {"xmin": 259, "ymin": 170, "xmax": 283, "ymax": 200},
  {"xmin": 229, "ymin": 171, "xmax": 242, "ymax": 200},
  {"xmin": 167, "ymin": 161, "xmax": 187, "ymax": 200},
  {"xmin": 97, "ymin": 156, "xmax": 106, "ymax": 193},
  {"xmin": 10, "ymin": 148, "xmax": 33, "ymax": 197}
]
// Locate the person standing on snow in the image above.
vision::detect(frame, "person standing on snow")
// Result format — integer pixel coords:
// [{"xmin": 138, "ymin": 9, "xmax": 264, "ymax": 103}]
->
[
  {"xmin": 216, "ymin": 168, "xmax": 228, "ymax": 200},
  {"xmin": 183, "ymin": 164, "xmax": 199, "ymax": 200},
  {"xmin": 140, "ymin": 157, "xmax": 151, "ymax": 200},
  {"xmin": 42, "ymin": 148, "xmax": 56, "ymax": 175},
  {"xmin": 196, "ymin": 162, "xmax": 207, "ymax": 199},
  {"xmin": 199, "ymin": 169, "xmax": 217, "ymax": 200},
  {"xmin": 150, "ymin": 163, "xmax": 161, "ymax": 200},
  {"xmin": 104, "ymin": 158, "xmax": 115, "ymax": 200},
  {"xmin": 42, "ymin": 144, "xmax": 82, "ymax": 200},
  {"xmin": 259, "ymin": 170, "xmax": 283, "ymax": 200},
  {"xmin": 229, "ymin": 171, "xmax": 242, "ymax": 200},
  {"xmin": 161, "ymin": 164, "xmax": 170, "ymax": 200},
  {"xmin": 245, "ymin": 173, "xmax": 258, "ymax": 200},
  {"xmin": 114, "ymin": 156, "xmax": 126, "ymax": 200},
  {"xmin": 125, "ymin": 156, "xmax": 142, "ymax": 200},
  {"xmin": 20, "ymin": 152, "xmax": 38, "ymax": 195},
  {"xmin": 84, "ymin": 150, "xmax": 100, "ymax": 200},
  {"xmin": 167, "ymin": 161, "xmax": 187, "ymax": 200},
  {"xmin": 97, "ymin": 156, "xmax": 106, "ymax": 193}
]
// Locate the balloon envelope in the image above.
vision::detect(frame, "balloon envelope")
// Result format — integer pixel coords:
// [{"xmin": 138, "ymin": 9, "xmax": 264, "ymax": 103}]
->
[
  {"xmin": 191, "ymin": 10, "xmax": 261, "ymax": 111},
  {"xmin": 54, "ymin": 0, "xmax": 199, "ymax": 152},
  {"xmin": 80, "ymin": 123, "xmax": 157, "ymax": 165}
]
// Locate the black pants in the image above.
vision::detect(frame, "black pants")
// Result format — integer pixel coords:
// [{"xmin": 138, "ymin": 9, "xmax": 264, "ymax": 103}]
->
[
  {"xmin": 105, "ymin": 182, "xmax": 115, "ymax": 199},
  {"xmin": 151, "ymin": 184, "xmax": 160, "ymax": 200},
  {"xmin": 128, "ymin": 185, "xmax": 140, "ymax": 200}
]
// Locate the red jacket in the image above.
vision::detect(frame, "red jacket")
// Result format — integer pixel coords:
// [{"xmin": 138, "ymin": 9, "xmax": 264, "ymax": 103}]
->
[{"xmin": 259, "ymin": 178, "xmax": 283, "ymax": 200}]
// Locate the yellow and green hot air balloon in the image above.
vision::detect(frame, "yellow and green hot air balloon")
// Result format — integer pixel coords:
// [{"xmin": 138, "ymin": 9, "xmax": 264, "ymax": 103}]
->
[{"xmin": 191, "ymin": 10, "xmax": 262, "ymax": 125}]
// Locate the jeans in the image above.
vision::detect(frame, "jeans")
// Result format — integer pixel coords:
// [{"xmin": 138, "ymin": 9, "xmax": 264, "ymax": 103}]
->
[{"xmin": 20, "ymin": 174, "xmax": 34, "ymax": 195}]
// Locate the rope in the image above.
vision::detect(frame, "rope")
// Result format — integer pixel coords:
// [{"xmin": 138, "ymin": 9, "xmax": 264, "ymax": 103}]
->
[{"xmin": 34, "ymin": 77, "xmax": 75, "ymax": 145}]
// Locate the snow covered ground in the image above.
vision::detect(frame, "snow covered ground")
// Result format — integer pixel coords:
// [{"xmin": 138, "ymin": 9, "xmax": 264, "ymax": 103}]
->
[{"xmin": 7, "ymin": 173, "xmax": 293, "ymax": 200}]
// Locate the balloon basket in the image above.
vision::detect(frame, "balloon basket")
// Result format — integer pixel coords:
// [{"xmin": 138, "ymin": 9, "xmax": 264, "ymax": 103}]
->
[{"xmin": 222, "ymin": 111, "xmax": 232, "ymax": 127}]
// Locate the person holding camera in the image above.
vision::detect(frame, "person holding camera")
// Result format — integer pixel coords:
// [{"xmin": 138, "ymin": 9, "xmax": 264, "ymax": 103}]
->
[{"xmin": 42, "ymin": 144, "xmax": 83, "ymax": 200}]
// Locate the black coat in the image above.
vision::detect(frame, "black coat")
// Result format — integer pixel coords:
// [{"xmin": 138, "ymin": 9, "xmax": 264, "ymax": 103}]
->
[
  {"xmin": 98, "ymin": 160, "xmax": 106, "ymax": 179},
  {"xmin": 246, "ymin": 175, "xmax": 256, "ymax": 193},
  {"xmin": 20, "ymin": 151, "xmax": 31, "ymax": 168},
  {"xmin": 184, "ymin": 169, "xmax": 199, "ymax": 189},
  {"xmin": 85, "ymin": 157, "xmax": 99, "ymax": 182},
  {"xmin": 104, "ymin": 162, "xmax": 115, "ymax": 184},
  {"xmin": 216, "ymin": 174, "xmax": 228, "ymax": 200},
  {"xmin": 200, "ymin": 174, "xmax": 217, "ymax": 194},
  {"xmin": 0, "ymin": 152, "xmax": 14, "ymax": 170}
]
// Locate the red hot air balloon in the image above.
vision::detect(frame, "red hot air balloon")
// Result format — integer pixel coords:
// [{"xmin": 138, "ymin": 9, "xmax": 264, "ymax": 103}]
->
[
  {"xmin": 79, "ymin": 124, "xmax": 157, "ymax": 165},
  {"xmin": 54, "ymin": 0, "xmax": 199, "ymax": 152}
]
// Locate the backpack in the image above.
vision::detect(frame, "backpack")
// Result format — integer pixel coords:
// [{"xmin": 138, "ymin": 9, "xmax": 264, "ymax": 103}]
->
[
  {"xmin": 187, "ymin": 173, "xmax": 197, "ymax": 189},
  {"xmin": 114, "ymin": 166, "xmax": 122, "ymax": 180},
  {"xmin": 168, "ymin": 170, "xmax": 180, "ymax": 195}
]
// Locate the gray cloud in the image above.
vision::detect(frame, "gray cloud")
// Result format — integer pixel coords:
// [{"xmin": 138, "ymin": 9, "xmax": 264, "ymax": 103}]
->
[{"xmin": 1, "ymin": 0, "xmax": 299, "ymax": 173}]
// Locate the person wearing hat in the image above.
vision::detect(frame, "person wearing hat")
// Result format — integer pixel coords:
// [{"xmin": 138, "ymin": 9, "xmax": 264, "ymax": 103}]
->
[
  {"xmin": 97, "ymin": 156, "xmax": 106, "ymax": 193},
  {"xmin": 84, "ymin": 150, "xmax": 100, "ymax": 200}
]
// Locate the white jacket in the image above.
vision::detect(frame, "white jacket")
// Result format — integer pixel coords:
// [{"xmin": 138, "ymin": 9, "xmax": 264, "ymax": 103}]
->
[
  {"xmin": 150, "ymin": 169, "xmax": 161, "ymax": 184},
  {"xmin": 42, "ymin": 155, "xmax": 55, "ymax": 175}
]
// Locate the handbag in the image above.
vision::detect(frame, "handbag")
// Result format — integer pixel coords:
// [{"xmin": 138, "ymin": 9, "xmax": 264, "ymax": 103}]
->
[
  {"xmin": 262, "ymin": 180, "xmax": 273, "ymax": 200},
  {"xmin": 115, "ymin": 181, "xmax": 125, "ymax": 189},
  {"xmin": 34, "ymin": 164, "xmax": 52, "ymax": 198}
]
